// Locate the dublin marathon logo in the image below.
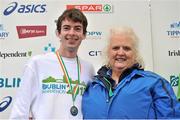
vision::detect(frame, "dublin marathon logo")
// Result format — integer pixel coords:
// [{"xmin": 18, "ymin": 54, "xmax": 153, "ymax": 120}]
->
[{"xmin": 42, "ymin": 76, "xmax": 86, "ymax": 95}]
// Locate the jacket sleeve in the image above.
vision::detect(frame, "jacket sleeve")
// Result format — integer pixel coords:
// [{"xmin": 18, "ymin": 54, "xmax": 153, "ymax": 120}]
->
[
  {"xmin": 152, "ymin": 78, "xmax": 180, "ymax": 118},
  {"xmin": 9, "ymin": 64, "xmax": 37, "ymax": 119}
]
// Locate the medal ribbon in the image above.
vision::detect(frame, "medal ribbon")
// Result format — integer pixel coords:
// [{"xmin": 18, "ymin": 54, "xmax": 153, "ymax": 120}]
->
[{"xmin": 56, "ymin": 51, "xmax": 80, "ymax": 105}]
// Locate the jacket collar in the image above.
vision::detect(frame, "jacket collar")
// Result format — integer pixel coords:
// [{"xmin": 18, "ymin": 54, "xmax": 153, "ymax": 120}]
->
[{"xmin": 94, "ymin": 63, "xmax": 144, "ymax": 96}]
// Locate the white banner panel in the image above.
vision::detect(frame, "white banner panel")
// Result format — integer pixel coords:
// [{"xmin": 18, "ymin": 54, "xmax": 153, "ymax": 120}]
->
[{"xmin": 150, "ymin": 0, "xmax": 180, "ymax": 96}]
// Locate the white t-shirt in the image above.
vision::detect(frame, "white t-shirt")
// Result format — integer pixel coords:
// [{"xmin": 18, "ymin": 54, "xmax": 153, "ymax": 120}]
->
[{"xmin": 10, "ymin": 52, "xmax": 95, "ymax": 119}]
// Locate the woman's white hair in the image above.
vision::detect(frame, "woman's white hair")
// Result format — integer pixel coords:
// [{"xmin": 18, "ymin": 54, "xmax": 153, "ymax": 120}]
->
[{"xmin": 102, "ymin": 26, "xmax": 145, "ymax": 69}]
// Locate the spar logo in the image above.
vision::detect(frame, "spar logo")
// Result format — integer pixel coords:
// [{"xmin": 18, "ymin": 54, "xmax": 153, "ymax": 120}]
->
[
  {"xmin": 3, "ymin": 2, "xmax": 46, "ymax": 16},
  {"xmin": 166, "ymin": 21, "xmax": 180, "ymax": 39},
  {"xmin": 16, "ymin": 25, "xmax": 47, "ymax": 39},
  {"xmin": 0, "ymin": 96, "xmax": 12, "ymax": 112},
  {"xmin": 66, "ymin": 4, "xmax": 112, "ymax": 13}
]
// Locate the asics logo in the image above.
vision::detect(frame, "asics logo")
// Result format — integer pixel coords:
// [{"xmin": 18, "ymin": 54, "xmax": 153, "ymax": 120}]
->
[
  {"xmin": 3, "ymin": 2, "xmax": 46, "ymax": 16},
  {"xmin": 0, "ymin": 96, "xmax": 12, "ymax": 112}
]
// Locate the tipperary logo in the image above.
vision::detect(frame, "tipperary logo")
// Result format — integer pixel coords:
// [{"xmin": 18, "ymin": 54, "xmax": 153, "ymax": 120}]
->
[
  {"xmin": 42, "ymin": 76, "xmax": 86, "ymax": 95},
  {"xmin": 167, "ymin": 21, "xmax": 180, "ymax": 39},
  {"xmin": 0, "ymin": 96, "xmax": 12, "ymax": 112},
  {"xmin": 0, "ymin": 24, "xmax": 9, "ymax": 39},
  {"xmin": 170, "ymin": 21, "xmax": 180, "ymax": 28}
]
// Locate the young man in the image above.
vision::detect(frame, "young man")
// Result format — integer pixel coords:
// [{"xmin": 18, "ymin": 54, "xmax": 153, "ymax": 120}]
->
[{"xmin": 10, "ymin": 8, "xmax": 95, "ymax": 119}]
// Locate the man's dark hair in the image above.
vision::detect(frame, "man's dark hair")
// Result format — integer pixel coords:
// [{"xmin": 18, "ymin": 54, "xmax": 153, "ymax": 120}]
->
[{"xmin": 56, "ymin": 8, "xmax": 88, "ymax": 35}]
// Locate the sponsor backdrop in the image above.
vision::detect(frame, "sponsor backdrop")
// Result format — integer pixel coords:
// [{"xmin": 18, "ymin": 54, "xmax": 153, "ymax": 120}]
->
[{"xmin": 0, "ymin": 0, "xmax": 179, "ymax": 119}]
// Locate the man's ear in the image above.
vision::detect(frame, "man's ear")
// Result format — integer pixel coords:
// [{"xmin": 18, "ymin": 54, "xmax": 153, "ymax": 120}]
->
[
  {"xmin": 56, "ymin": 30, "xmax": 60, "ymax": 37},
  {"xmin": 82, "ymin": 33, "xmax": 86, "ymax": 40}
]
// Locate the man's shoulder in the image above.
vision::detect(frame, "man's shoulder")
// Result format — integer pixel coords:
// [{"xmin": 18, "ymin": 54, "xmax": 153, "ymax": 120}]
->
[
  {"xmin": 78, "ymin": 58, "xmax": 95, "ymax": 73},
  {"xmin": 26, "ymin": 52, "xmax": 56, "ymax": 66},
  {"xmin": 79, "ymin": 58, "xmax": 93, "ymax": 66},
  {"xmin": 31, "ymin": 52, "xmax": 55, "ymax": 61}
]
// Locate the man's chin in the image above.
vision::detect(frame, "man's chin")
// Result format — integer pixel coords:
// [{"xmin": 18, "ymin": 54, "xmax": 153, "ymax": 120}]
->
[{"xmin": 67, "ymin": 47, "xmax": 77, "ymax": 52}]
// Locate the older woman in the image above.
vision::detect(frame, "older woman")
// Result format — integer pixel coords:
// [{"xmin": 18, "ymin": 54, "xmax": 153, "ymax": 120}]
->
[{"xmin": 82, "ymin": 26, "xmax": 180, "ymax": 119}]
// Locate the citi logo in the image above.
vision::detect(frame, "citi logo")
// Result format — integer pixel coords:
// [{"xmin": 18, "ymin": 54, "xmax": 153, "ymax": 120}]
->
[
  {"xmin": 66, "ymin": 4, "xmax": 112, "ymax": 13},
  {"xmin": 16, "ymin": 25, "xmax": 47, "ymax": 39},
  {"xmin": 3, "ymin": 2, "xmax": 46, "ymax": 16},
  {"xmin": 89, "ymin": 51, "xmax": 102, "ymax": 56}
]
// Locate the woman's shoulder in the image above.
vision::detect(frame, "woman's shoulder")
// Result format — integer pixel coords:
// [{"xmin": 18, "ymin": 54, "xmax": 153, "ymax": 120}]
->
[
  {"xmin": 133, "ymin": 69, "xmax": 171, "ymax": 89},
  {"xmin": 136, "ymin": 69, "xmax": 164, "ymax": 80}
]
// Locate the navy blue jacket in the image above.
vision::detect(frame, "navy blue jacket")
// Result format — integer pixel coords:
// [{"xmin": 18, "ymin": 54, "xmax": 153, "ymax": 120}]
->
[{"xmin": 82, "ymin": 65, "xmax": 180, "ymax": 119}]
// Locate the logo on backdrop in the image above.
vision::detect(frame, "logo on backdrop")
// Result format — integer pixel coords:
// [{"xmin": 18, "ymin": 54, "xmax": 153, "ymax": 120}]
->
[
  {"xmin": 89, "ymin": 50, "xmax": 102, "ymax": 56},
  {"xmin": 16, "ymin": 25, "xmax": 47, "ymax": 39},
  {"xmin": 66, "ymin": 4, "xmax": 112, "ymax": 13},
  {"xmin": 168, "ymin": 49, "xmax": 180, "ymax": 56},
  {"xmin": 3, "ymin": 2, "xmax": 46, "ymax": 16},
  {"xmin": 170, "ymin": 74, "xmax": 179, "ymax": 87},
  {"xmin": 0, "ymin": 96, "xmax": 12, "ymax": 112},
  {"xmin": 167, "ymin": 21, "xmax": 180, "ymax": 39},
  {"xmin": 0, "ymin": 77, "xmax": 21, "ymax": 88},
  {"xmin": 86, "ymin": 31, "xmax": 103, "ymax": 40},
  {"xmin": 0, "ymin": 51, "xmax": 32, "ymax": 59},
  {"xmin": 44, "ymin": 43, "xmax": 56, "ymax": 53},
  {"xmin": 0, "ymin": 24, "xmax": 9, "ymax": 39}
]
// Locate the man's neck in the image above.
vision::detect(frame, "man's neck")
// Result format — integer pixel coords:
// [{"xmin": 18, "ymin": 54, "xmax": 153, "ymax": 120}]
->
[{"xmin": 58, "ymin": 48, "xmax": 77, "ymax": 58}]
